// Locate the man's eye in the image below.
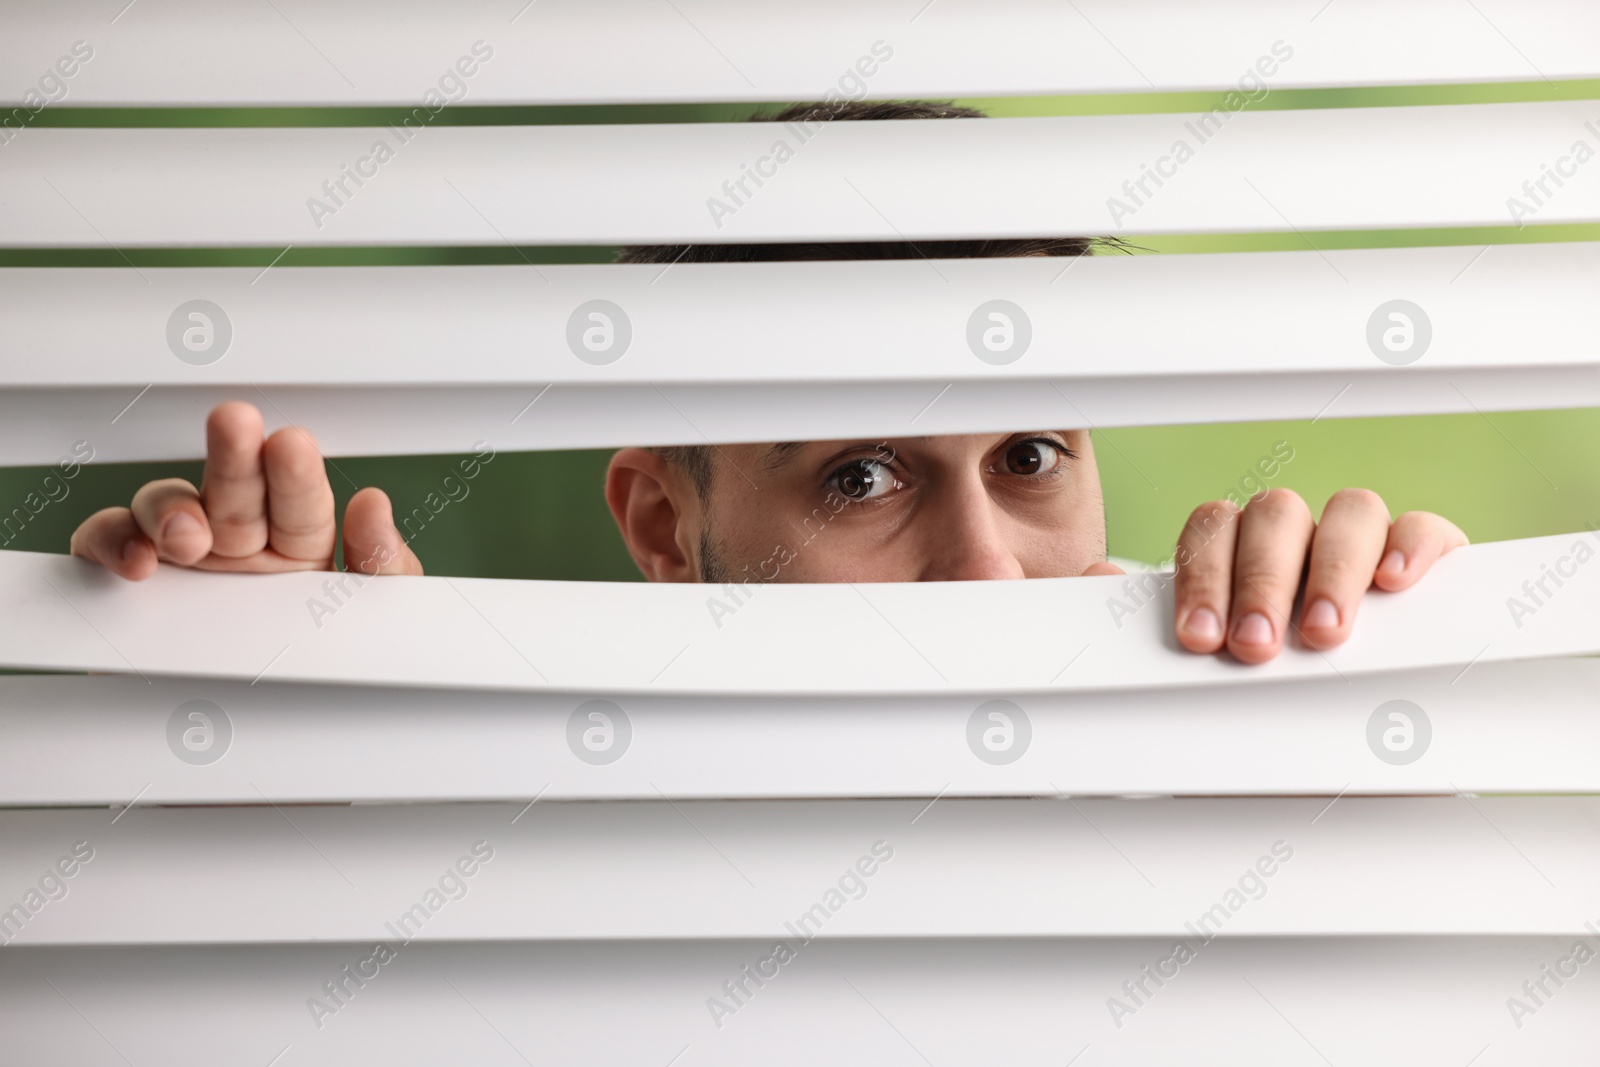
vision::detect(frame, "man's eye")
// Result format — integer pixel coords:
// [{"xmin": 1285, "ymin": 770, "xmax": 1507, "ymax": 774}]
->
[
  {"xmin": 1004, "ymin": 440, "xmax": 1064, "ymax": 476},
  {"xmin": 830, "ymin": 459, "xmax": 896, "ymax": 500}
]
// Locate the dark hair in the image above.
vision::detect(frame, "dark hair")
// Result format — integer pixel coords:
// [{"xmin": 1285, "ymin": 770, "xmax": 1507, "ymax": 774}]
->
[{"xmin": 626, "ymin": 100, "xmax": 1120, "ymax": 497}]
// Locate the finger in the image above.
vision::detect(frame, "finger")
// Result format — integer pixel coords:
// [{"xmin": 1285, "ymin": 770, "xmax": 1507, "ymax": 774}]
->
[
  {"xmin": 1171, "ymin": 499, "xmax": 1242, "ymax": 653},
  {"xmin": 1372, "ymin": 511, "xmax": 1470, "ymax": 592},
  {"xmin": 199, "ymin": 402, "xmax": 269, "ymax": 558},
  {"xmin": 1080, "ymin": 560, "xmax": 1125, "ymax": 578},
  {"xmin": 70, "ymin": 507, "xmax": 158, "ymax": 580},
  {"xmin": 342, "ymin": 488, "xmax": 424, "ymax": 576},
  {"xmin": 1227, "ymin": 488, "xmax": 1314, "ymax": 664},
  {"xmin": 1299, "ymin": 488, "xmax": 1391, "ymax": 650},
  {"xmin": 261, "ymin": 426, "xmax": 337, "ymax": 564},
  {"xmin": 129, "ymin": 478, "xmax": 213, "ymax": 566}
]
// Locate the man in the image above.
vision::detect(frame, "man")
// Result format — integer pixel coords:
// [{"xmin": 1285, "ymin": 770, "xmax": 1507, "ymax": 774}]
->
[{"xmin": 68, "ymin": 102, "xmax": 1467, "ymax": 665}]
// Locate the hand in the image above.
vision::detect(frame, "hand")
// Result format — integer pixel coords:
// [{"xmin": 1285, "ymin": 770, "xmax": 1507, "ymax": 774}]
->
[
  {"xmin": 70, "ymin": 402, "xmax": 422, "ymax": 581},
  {"xmin": 1166, "ymin": 488, "xmax": 1466, "ymax": 663}
]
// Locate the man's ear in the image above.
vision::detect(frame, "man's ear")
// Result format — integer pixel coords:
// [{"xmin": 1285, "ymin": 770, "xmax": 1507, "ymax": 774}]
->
[{"xmin": 605, "ymin": 448, "xmax": 701, "ymax": 582}]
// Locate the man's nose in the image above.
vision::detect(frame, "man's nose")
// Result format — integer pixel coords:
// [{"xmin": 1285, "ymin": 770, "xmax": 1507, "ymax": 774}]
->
[{"xmin": 916, "ymin": 483, "xmax": 1026, "ymax": 582}]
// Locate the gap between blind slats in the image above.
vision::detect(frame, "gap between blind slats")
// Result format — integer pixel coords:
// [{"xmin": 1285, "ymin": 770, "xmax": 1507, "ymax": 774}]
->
[
  {"xmin": 0, "ymin": 536, "xmax": 1596, "ymax": 694},
  {"xmin": 3, "ymin": 104, "xmax": 1598, "ymax": 247},
  {"xmin": 2, "ymin": 661, "xmax": 1598, "ymax": 804},
  {"xmin": 4, "ymin": 0, "xmax": 1598, "ymax": 105}
]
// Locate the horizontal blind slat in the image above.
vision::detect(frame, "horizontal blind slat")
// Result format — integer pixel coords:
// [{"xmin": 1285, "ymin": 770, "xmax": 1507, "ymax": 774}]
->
[
  {"xmin": 3, "ymin": 660, "xmax": 1598, "ymax": 804},
  {"xmin": 7, "ymin": 369, "xmax": 1600, "ymax": 463},
  {"xmin": 6, "ymin": 246, "xmax": 1598, "ymax": 385},
  {"xmin": 2, "ymin": 798, "xmax": 1596, "ymax": 943},
  {"xmin": 0, "ymin": 536, "xmax": 1595, "ymax": 693},
  {"xmin": 5, "ymin": 939, "xmax": 1587, "ymax": 1064},
  {"xmin": 4, "ymin": 103, "xmax": 1598, "ymax": 247},
  {"xmin": 4, "ymin": 0, "xmax": 1598, "ymax": 105}
]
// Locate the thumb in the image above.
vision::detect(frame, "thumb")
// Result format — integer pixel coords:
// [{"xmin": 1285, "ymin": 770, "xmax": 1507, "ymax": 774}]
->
[
  {"xmin": 341, "ymin": 487, "xmax": 424, "ymax": 576},
  {"xmin": 1079, "ymin": 560, "xmax": 1126, "ymax": 578}
]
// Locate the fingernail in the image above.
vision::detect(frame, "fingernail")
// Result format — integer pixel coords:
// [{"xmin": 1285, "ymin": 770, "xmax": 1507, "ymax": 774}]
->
[
  {"xmin": 1232, "ymin": 612, "xmax": 1273, "ymax": 646},
  {"xmin": 1379, "ymin": 549, "xmax": 1406, "ymax": 576},
  {"xmin": 163, "ymin": 512, "xmax": 203, "ymax": 541},
  {"xmin": 1182, "ymin": 607, "xmax": 1221, "ymax": 642},
  {"xmin": 1302, "ymin": 598, "xmax": 1339, "ymax": 629}
]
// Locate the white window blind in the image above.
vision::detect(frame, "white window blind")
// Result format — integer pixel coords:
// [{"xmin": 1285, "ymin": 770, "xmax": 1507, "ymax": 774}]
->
[{"xmin": 2, "ymin": 6, "xmax": 1597, "ymax": 1063}]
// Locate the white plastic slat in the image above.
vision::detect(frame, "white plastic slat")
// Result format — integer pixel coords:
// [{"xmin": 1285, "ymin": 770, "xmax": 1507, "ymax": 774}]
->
[
  {"xmin": 13, "ymin": 369, "xmax": 1600, "ymax": 465},
  {"xmin": 17, "ymin": 248, "xmax": 1600, "ymax": 387},
  {"xmin": 4, "ymin": 103, "xmax": 1598, "ymax": 248},
  {"xmin": 4, "ymin": 0, "xmax": 1598, "ymax": 106},
  {"xmin": 9, "ymin": 940, "xmax": 1587, "ymax": 1067},
  {"xmin": 3, "ymin": 939, "xmax": 1592, "ymax": 1065},
  {"xmin": 1, "ymin": 536, "xmax": 1597, "ymax": 695},
  {"xmin": 4, "ymin": 659, "xmax": 1599, "ymax": 804},
  {"xmin": 2, "ymin": 798, "xmax": 1596, "ymax": 944},
  {"xmin": 4, "ymin": 246, "xmax": 1598, "ymax": 462}
]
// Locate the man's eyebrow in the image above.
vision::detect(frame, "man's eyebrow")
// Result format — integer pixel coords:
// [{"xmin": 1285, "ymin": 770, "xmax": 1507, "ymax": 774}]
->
[
  {"xmin": 761, "ymin": 442, "xmax": 806, "ymax": 472},
  {"xmin": 761, "ymin": 438, "xmax": 930, "ymax": 473}
]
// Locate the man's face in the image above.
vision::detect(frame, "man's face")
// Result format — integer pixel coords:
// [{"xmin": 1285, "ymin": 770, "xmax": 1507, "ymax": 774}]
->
[{"xmin": 608, "ymin": 431, "xmax": 1107, "ymax": 583}]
